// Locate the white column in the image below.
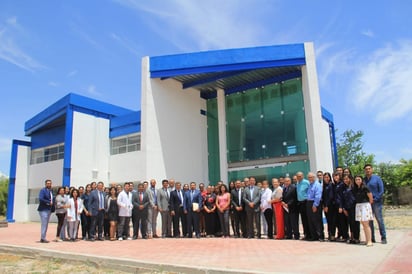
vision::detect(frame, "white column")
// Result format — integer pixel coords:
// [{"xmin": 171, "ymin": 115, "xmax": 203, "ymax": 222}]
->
[
  {"xmin": 302, "ymin": 42, "xmax": 332, "ymax": 173},
  {"xmin": 217, "ymin": 89, "xmax": 228, "ymax": 183}
]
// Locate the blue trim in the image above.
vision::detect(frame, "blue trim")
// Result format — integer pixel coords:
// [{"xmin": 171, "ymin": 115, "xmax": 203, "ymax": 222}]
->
[
  {"xmin": 321, "ymin": 107, "xmax": 338, "ymax": 167},
  {"xmin": 150, "ymin": 43, "xmax": 305, "ymax": 73},
  {"xmin": 25, "ymin": 93, "xmax": 134, "ymax": 136},
  {"xmin": 182, "ymin": 70, "xmax": 251, "ymax": 89},
  {"xmin": 225, "ymin": 71, "xmax": 302, "ymax": 95},
  {"xmin": 62, "ymin": 106, "xmax": 73, "ymax": 187},
  {"xmin": 151, "ymin": 59, "xmax": 305, "ymax": 78},
  {"xmin": 7, "ymin": 140, "xmax": 31, "ymax": 222},
  {"xmin": 110, "ymin": 111, "xmax": 141, "ymax": 138}
]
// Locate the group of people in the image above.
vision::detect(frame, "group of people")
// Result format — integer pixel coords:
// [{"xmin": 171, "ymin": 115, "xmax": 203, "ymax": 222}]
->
[{"xmin": 37, "ymin": 164, "xmax": 387, "ymax": 247}]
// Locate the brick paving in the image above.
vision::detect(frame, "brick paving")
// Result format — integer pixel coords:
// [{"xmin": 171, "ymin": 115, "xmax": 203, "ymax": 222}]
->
[{"xmin": 0, "ymin": 222, "xmax": 411, "ymax": 273}]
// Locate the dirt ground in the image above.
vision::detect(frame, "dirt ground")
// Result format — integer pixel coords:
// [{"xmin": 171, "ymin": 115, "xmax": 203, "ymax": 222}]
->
[{"xmin": 0, "ymin": 207, "xmax": 411, "ymax": 273}]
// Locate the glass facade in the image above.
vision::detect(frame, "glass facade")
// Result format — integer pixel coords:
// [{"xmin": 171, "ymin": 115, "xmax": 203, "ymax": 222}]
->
[
  {"xmin": 228, "ymin": 160, "xmax": 310, "ymax": 183},
  {"xmin": 206, "ymin": 98, "xmax": 220, "ymax": 183},
  {"xmin": 207, "ymin": 78, "xmax": 309, "ymax": 183},
  {"xmin": 226, "ymin": 78, "xmax": 307, "ymax": 163}
]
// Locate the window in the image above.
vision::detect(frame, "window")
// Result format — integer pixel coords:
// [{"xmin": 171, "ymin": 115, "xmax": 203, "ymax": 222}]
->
[
  {"xmin": 111, "ymin": 134, "xmax": 141, "ymax": 155},
  {"xmin": 30, "ymin": 143, "xmax": 64, "ymax": 165}
]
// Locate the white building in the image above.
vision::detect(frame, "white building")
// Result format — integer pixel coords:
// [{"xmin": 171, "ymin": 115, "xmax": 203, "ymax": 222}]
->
[{"xmin": 7, "ymin": 42, "xmax": 336, "ymax": 222}]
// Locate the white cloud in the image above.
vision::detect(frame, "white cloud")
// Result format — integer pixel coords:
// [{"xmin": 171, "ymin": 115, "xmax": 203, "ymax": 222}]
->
[
  {"xmin": 110, "ymin": 33, "xmax": 141, "ymax": 56},
  {"xmin": 361, "ymin": 30, "xmax": 374, "ymax": 38},
  {"xmin": 67, "ymin": 70, "xmax": 78, "ymax": 77},
  {"xmin": 0, "ymin": 17, "xmax": 45, "ymax": 72},
  {"xmin": 351, "ymin": 40, "xmax": 412, "ymax": 123},
  {"xmin": 85, "ymin": 84, "xmax": 102, "ymax": 96},
  {"xmin": 114, "ymin": 0, "xmax": 272, "ymax": 50},
  {"xmin": 48, "ymin": 81, "xmax": 59, "ymax": 87},
  {"xmin": 0, "ymin": 137, "xmax": 10, "ymax": 153}
]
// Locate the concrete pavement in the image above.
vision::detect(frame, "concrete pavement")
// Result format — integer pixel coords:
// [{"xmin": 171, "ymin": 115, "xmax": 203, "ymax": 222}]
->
[{"xmin": 0, "ymin": 222, "xmax": 411, "ymax": 273}]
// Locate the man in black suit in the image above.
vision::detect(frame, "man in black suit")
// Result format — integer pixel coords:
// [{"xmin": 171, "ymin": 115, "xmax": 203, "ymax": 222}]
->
[
  {"xmin": 131, "ymin": 183, "xmax": 150, "ymax": 239},
  {"xmin": 231, "ymin": 180, "xmax": 247, "ymax": 238},
  {"xmin": 184, "ymin": 182, "xmax": 203, "ymax": 238},
  {"xmin": 243, "ymin": 177, "xmax": 261, "ymax": 239},
  {"xmin": 169, "ymin": 182, "xmax": 186, "ymax": 238},
  {"xmin": 89, "ymin": 181, "xmax": 106, "ymax": 241},
  {"xmin": 282, "ymin": 177, "xmax": 300, "ymax": 240}
]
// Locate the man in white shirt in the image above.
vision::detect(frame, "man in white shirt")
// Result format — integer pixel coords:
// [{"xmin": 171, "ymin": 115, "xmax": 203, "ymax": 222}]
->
[{"xmin": 117, "ymin": 182, "xmax": 133, "ymax": 240}]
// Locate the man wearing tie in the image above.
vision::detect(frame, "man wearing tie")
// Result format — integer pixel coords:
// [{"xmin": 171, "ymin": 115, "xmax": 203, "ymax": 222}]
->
[
  {"xmin": 184, "ymin": 182, "xmax": 203, "ymax": 238},
  {"xmin": 231, "ymin": 180, "xmax": 247, "ymax": 238},
  {"xmin": 169, "ymin": 182, "xmax": 186, "ymax": 238},
  {"xmin": 158, "ymin": 179, "xmax": 172, "ymax": 238},
  {"xmin": 89, "ymin": 181, "xmax": 106, "ymax": 241},
  {"xmin": 132, "ymin": 183, "xmax": 150, "ymax": 239},
  {"xmin": 243, "ymin": 177, "xmax": 262, "ymax": 239}
]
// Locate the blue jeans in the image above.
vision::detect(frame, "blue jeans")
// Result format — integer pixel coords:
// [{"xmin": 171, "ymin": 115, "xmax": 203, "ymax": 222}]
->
[
  {"xmin": 370, "ymin": 201, "xmax": 386, "ymax": 240},
  {"xmin": 39, "ymin": 210, "xmax": 51, "ymax": 240}
]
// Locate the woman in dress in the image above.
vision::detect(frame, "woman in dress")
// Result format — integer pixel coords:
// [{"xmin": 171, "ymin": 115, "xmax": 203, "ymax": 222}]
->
[
  {"xmin": 66, "ymin": 189, "xmax": 83, "ymax": 241},
  {"xmin": 203, "ymin": 185, "xmax": 217, "ymax": 237},
  {"xmin": 216, "ymin": 184, "xmax": 231, "ymax": 238},
  {"xmin": 55, "ymin": 187, "xmax": 69, "ymax": 242},
  {"xmin": 270, "ymin": 179, "xmax": 284, "ymax": 239},
  {"xmin": 353, "ymin": 175, "xmax": 374, "ymax": 246},
  {"xmin": 106, "ymin": 186, "xmax": 119, "ymax": 241}
]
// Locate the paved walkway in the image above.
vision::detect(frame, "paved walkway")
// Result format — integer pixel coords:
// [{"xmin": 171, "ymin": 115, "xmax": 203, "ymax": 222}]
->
[{"xmin": 0, "ymin": 222, "xmax": 411, "ymax": 273}]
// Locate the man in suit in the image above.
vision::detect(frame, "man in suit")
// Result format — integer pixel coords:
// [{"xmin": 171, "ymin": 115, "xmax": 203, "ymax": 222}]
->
[
  {"xmin": 231, "ymin": 180, "xmax": 247, "ymax": 238},
  {"xmin": 184, "ymin": 182, "xmax": 203, "ymax": 238},
  {"xmin": 38, "ymin": 179, "xmax": 53, "ymax": 243},
  {"xmin": 169, "ymin": 182, "xmax": 186, "ymax": 238},
  {"xmin": 89, "ymin": 181, "xmax": 106, "ymax": 241},
  {"xmin": 282, "ymin": 177, "xmax": 300, "ymax": 240},
  {"xmin": 158, "ymin": 179, "xmax": 172, "ymax": 238},
  {"xmin": 243, "ymin": 177, "xmax": 262, "ymax": 239},
  {"xmin": 131, "ymin": 183, "xmax": 150, "ymax": 239}
]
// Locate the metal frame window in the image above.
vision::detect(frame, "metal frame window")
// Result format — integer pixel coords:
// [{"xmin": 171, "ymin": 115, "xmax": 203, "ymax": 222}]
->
[
  {"xmin": 30, "ymin": 143, "xmax": 64, "ymax": 165},
  {"xmin": 111, "ymin": 134, "xmax": 141, "ymax": 155}
]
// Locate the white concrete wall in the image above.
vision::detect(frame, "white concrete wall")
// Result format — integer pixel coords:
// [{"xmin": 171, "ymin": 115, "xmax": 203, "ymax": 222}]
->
[
  {"xmin": 13, "ymin": 145, "xmax": 30, "ymax": 222},
  {"xmin": 302, "ymin": 42, "xmax": 333, "ymax": 173},
  {"xmin": 141, "ymin": 57, "xmax": 208, "ymax": 183},
  {"xmin": 109, "ymin": 150, "xmax": 144, "ymax": 183},
  {"xmin": 70, "ymin": 112, "xmax": 110, "ymax": 187},
  {"xmin": 27, "ymin": 159, "xmax": 64, "ymax": 221},
  {"xmin": 318, "ymin": 119, "xmax": 334, "ymax": 173}
]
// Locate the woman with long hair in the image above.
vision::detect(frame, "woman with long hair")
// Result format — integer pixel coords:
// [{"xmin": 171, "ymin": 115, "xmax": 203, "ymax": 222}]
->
[
  {"xmin": 342, "ymin": 174, "xmax": 359, "ymax": 244},
  {"xmin": 55, "ymin": 187, "xmax": 69, "ymax": 242},
  {"xmin": 106, "ymin": 186, "xmax": 119, "ymax": 241},
  {"xmin": 67, "ymin": 189, "xmax": 83, "ymax": 241},
  {"xmin": 322, "ymin": 172, "xmax": 337, "ymax": 241},
  {"xmin": 216, "ymin": 184, "xmax": 231, "ymax": 238},
  {"xmin": 353, "ymin": 175, "xmax": 374, "ymax": 246},
  {"xmin": 271, "ymin": 178, "xmax": 284, "ymax": 239}
]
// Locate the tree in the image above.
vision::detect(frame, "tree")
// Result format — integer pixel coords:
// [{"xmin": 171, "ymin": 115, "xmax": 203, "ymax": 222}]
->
[
  {"xmin": 396, "ymin": 159, "xmax": 412, "ymax": 187},
  {"xmin": 0, "ymin": 177, "xmax": 8, "ymax": 217},
  {"xmin": 336, "ymin": 129, "xmax": 375, "ymax": 176}
]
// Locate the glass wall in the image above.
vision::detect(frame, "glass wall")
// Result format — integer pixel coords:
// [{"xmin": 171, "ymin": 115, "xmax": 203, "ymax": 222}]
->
[
  {"xmin": 225, "ymin": 78, "xmax": 307, "ymax": 163},
  {"xmin": 206, "ymin": 98, "xmax": 220, "ymax": 183},
  {"xmin": 228, "ymin": 160, "xmax": 310, "ymax": 183}
]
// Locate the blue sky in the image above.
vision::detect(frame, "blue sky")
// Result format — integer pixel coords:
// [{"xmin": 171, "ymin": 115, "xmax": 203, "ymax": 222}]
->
[{"xmin": 1, "ymin": 0, "xmax": 412, "ymax": 176}]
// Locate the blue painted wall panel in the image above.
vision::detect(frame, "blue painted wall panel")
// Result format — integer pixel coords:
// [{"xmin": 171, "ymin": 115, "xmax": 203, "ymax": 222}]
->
[
  {"xmin": 31, "ymin": 124, "xmax": 65, "ymax": 149},
  {"xmin": 150, "ymin": 44, "xmax": 305, "ymax": 73}
]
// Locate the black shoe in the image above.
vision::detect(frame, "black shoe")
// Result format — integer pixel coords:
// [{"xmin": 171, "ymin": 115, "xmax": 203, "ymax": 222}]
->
[
  {"xmin": 133, "ymin": 236, "xmax": 137, "ymax": 240},
  {"xmin": 89, "ymin": 238, "xmax": 95, "ymax": 242},
  {"xmin": 40, "ymin": 239, "xmax": 49, "ymax": 243},
  {"xmin": 98, "ymin": 237, "xmax": 104, "ymax": 241},
  {"xmin": 381, "ymin": 238, "xmax": 387, "ymax": 244}
]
